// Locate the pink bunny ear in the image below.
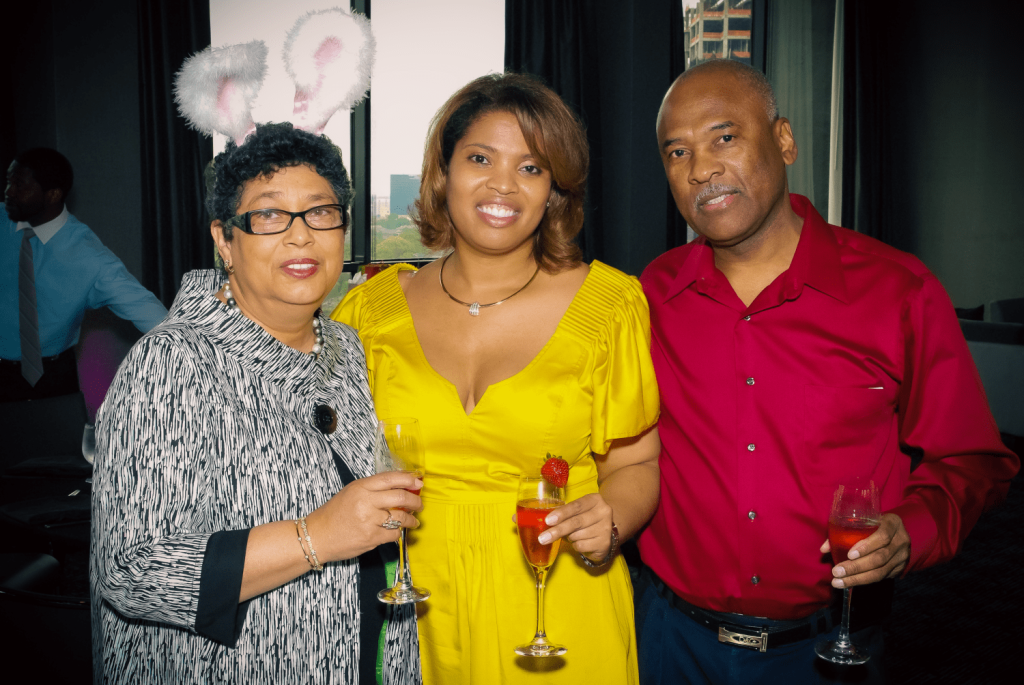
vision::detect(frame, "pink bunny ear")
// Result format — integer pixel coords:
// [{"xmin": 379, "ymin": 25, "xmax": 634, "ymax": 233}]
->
[
  {"xmin": 283, "ymin": 8, "xmax": 375, "ymax": 135},
  {"xmin": 174, "ymin": 41, "xmax": 269, "ymax": 146}
]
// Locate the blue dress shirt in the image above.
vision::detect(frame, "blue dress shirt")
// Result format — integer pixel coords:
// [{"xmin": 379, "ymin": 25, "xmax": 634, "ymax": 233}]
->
[{"xmin": 2, "ymin": 205, "xmax": 168, "ymax": 359}]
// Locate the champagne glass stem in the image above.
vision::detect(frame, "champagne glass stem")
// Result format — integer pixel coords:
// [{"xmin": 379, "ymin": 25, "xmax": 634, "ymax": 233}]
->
[
  {"xmin": 532, "ymin": 566, "xmax": 549, "ymax": 642},
  {"xmin": 835, "ymin": 587, "xmax": 854, "ymax": 648},
  {"xmin": 396, "ymin": 528, "xmax": 413, "ymax": 590}
]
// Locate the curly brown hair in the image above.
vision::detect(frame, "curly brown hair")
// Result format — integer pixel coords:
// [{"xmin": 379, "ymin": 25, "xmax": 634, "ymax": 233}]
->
[{"xmin": 415, "ymin": 73, "xmax": 588, "ymax": 272}]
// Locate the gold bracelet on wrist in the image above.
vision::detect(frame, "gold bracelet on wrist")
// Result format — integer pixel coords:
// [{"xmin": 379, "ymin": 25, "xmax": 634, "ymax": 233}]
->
[{"xmin": 296, "ymin": 516, "xmax": 324, "ymax": 571}]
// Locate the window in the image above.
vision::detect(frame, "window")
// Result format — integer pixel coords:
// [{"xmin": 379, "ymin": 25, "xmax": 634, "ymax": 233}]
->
[
  {"xmin": 728, "ymin": 39, "xmax": 751, "ymax": 62},
  {"xmin": 728, "ymin": 16, "xmax": 752, "ymax": 33},
  {"xmin": 211, "ymin": 1, "xmax": 505, "ymax": 268},
  {"xmin": 366, "ymin": 0, "xmax": 505, "ymax": 263},
  {"xmin": 703, "ymin": 19, "xmax": 725, "ymax": 35},
  {"xmin": 703, "ymin": 41, "xmax": 725, "ymax": 59},
  {"xmin": 683, "ymin": 0, "xmax": 761, "ymax": 70},
  {"xmin": 210, "ymin": 1, "xmax": 352, "ymax": 255}
]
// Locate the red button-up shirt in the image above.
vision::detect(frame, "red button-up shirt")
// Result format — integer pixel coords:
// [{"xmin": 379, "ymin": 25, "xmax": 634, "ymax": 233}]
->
[{"xmin": 639, "ymin": 194, "xmax": 1019, "ymax": 620}]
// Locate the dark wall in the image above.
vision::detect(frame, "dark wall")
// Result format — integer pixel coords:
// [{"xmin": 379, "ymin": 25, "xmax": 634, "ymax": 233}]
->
[
  {"xmin": 888, "ymin": 1, "xmax": 1024, "ymax": 308},
  {"xmin": 4, "ymin": 0, "xmax": 143, "ymax": 278}
]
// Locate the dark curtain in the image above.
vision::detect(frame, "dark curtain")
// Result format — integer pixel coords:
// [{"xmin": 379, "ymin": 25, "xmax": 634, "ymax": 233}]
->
[
  {"xmin": 137, "ymin": 0, "xmax": 213, "ymax": 306},
  {"xmin": 505, "ymin": 0, "xmax": 680, "ymax": 276},
  {"xmin": 505, "ymin": 1, "xmax": 604, "ymax": 262},
  {"xmin": 840, "ymin": 0, "xmax": 898, "ymax": 247},
  {"xmin": 665, "ymin": 0, "xmax": 689, "ymax": 250}
]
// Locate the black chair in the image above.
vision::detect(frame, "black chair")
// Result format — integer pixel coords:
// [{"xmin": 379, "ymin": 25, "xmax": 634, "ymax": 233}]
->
[
  {"xmin": 0, "ymin": 391, "xmax": 88, "ymax": 472},
  {"xmin": 0, "ymin": 585, "xmax": 91, "ymax": 684},
  {"xmin": 954, "ymin": 304, "xmax": 984, "ymax": 321},
  {"xmin": 0, "ymin": 489, "xmax": 92, "ymax": 556},
  {"xmin": 959, "ymin": 320, "xmax": 1024, "ymax": 345},
  {"xmin": 0, "ymin": 392, "xmax": 92, "ymax": 545},
  {"xmin": 962, "ymin": 320, "xmax": 1024, "ymax": 439},
  {"xmin": 0, "ymin": 552, "xmax": 60, "ymax": 593},
  {"xmin": 990, "ymin": 297, "xmax": 1024, "ymax": 325}
]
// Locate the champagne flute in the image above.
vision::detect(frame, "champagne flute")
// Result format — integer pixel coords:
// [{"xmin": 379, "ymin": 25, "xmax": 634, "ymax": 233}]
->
[
  {"xmin": 815, "ymin": 479, "xmax": 881, "ymax": 665},
  {"xmin": 82, "ymin": 423, "xmax": 96, "ymax": 484},
  {"xmin": 514, "ymin": 474, "xmax": 567, "ymax": 657},
  {"xmin": 375, "ymin": 417, "xmax": 430, "ymax": 604},
  {"xmin": 82, "ymin": 423, "xmax": 96, "ymax": 464}
]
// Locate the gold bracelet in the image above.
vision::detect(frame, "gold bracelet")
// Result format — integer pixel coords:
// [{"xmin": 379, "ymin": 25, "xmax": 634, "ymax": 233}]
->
[
  {"xmin": 298, "ymin": 516, "xmax": 324, "ymax": 571},
  {"xmin": 295, "ymin": 519, "xmax": 314, "ymax": 570}
]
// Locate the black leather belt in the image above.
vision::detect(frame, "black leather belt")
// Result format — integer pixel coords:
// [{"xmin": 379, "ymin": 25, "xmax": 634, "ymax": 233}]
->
[{"xmin": 648, "ymin": 568, "xmax": 841, "ymax": 652}]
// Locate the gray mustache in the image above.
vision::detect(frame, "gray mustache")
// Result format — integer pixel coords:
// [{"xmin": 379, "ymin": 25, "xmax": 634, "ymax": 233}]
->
[{"xmin": 694, "ymin": 184, "xmax": 739, "ymax": 210}]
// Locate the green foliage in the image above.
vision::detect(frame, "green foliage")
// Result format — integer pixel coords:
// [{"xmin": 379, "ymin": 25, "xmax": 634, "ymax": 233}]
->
[
  {"xmin": 374, "ymin": 234, "xmax": 422, "ymax": 261},
  {"xmin": 371, "ymin": 218, "xmax": 428, "ymax": 261},
  {"xmin": 377, "ymin": 213, "xmax": 413, "ymax": 230}
]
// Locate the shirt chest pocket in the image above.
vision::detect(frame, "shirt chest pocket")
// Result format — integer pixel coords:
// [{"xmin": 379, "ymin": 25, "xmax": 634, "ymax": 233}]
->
[{"xmin": 801, "ymin": 384, "xmax": 897, "ymax": 486}]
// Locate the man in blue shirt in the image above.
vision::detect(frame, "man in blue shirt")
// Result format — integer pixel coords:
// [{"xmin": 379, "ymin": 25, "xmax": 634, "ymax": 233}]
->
[{"xmin": 2, "ymin": 148, "xmax": 167, "ymax": 402}]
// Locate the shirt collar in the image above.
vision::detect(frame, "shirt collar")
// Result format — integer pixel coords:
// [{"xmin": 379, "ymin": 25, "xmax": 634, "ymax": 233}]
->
[
  {"xmin": 661, "ymin": 236, "xmax": 708, "ymax": 300},
  {"xmin": 660, "ymin": 194, "xmax": 849, "ymax": 305},
  {"xmin": 17, "ymin": 205, "xmax": 69, "ymax": 244},
  {"xmin": 786, "ymin": 194, "xmax": 849, "ymax": 304}
]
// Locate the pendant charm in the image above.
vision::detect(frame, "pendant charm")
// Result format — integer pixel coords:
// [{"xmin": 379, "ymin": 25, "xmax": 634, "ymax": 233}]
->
[{"xmin": 469, "ymin": 302, "xmax": 480, "ymax": 316}]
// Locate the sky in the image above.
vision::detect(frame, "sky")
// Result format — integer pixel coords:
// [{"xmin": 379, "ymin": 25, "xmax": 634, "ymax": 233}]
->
[{"xmin": 210, "ymin": 0, "xmax": 504, "ymax": 197}]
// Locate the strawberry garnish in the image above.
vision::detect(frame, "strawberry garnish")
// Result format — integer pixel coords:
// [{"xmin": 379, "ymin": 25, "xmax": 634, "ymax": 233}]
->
[{"xmin": 541, "ymin": 453, "xmax": 569, "ymax": 488}]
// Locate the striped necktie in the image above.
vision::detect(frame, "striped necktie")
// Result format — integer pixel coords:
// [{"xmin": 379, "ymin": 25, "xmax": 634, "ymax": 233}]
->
[{"xmin": 18, "ymin": 227, "xmax": 44, "ymax": 386}]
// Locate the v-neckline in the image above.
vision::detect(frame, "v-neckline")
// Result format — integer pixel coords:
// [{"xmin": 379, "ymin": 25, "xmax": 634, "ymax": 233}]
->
[{"xmin": 393, "ymin": 264, "xmax": 597, "ymax": 417}]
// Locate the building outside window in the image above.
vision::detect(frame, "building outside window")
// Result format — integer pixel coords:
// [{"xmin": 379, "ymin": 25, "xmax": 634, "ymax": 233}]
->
[
  {"xmin": 368, "ymin": 0, "xmax": 504, "ymax": 263},
  {"xmin": 683, "ymin": 0, "xmax": 756, "ymax": 68}
]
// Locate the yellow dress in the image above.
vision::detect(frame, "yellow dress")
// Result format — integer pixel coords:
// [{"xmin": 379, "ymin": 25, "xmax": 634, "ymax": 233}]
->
[{"xmin": 332, "ymin": 261, "xmax": 659, "ymax": 684}]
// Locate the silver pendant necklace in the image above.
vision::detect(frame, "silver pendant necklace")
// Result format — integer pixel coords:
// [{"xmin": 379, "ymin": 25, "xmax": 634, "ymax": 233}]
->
[{"xmin": 438, "ymin": 253, "xmax": 541, "ymax": 316}]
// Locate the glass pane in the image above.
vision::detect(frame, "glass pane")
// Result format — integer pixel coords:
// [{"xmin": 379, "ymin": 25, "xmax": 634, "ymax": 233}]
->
[
  {"xmin": 370, "ymin": 0, "xmax": 505, "ymax": 262},
  {"xmin": 683, "ymin": 0, "xmax": 756, "ymax": 68},
  {"xmin": 210, "ymin": 1, "xmax": 353, "ymax": 256}
]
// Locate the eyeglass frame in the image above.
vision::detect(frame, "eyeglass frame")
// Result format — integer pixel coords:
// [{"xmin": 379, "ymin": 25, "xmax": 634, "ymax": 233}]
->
[{"xmin": 224, "ymin": 204, "xmax": 350, "ymax": 235}]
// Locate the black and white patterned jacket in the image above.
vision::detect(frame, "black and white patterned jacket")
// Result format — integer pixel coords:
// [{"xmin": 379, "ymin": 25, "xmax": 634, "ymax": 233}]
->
[{"xmin": 90, "ymin": 269, "xmax": 420, "ymax": 684}]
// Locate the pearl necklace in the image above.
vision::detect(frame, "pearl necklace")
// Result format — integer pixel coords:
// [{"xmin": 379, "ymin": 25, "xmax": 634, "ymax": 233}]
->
[
  {"xmin": 438, "ymin": 253, "xmax": 541, "ymax": 316},
  {"xmin": 223, "ymin": 281, "xmax": 324, "ymax": 359}
]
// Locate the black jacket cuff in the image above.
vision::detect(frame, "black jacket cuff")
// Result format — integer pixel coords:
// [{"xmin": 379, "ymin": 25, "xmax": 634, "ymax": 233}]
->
[{"xmin": 195, "ymin": 528, "xmax": 252, "ymax": 646}]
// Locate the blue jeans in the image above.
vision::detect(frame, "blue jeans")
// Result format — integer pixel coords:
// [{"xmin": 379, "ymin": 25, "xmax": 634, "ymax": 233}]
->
[{"xmin": 634, "ymin": 567, "xmax": 885, "ymax": 685}]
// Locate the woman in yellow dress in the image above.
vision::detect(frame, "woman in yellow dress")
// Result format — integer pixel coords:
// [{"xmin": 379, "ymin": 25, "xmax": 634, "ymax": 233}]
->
[{"xmin": 333, "ymin": 73, "xmax": 660, "ymax": 683}]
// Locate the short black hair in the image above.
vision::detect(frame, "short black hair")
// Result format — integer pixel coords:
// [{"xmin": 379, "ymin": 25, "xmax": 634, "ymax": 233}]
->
[
  {"xmin": 674, "ymin": 59, "xmax": 779, "ymax": 122},
  {"xmin": 15, "ymin": 148, "xmax": 74, "ymax": 199},
  {"xmin": 208, "ymin": 122, "xmax": 352, "ymax": 239}
]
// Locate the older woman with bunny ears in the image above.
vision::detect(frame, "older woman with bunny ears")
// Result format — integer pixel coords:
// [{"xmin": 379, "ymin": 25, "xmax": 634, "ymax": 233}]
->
[
  {"xmin": 89, "ymin": 11, "xmax": 423, "ymax": 684},
  {"xmin": 90, "ymin": 121, "xmax": 422, "ymax": 685}
]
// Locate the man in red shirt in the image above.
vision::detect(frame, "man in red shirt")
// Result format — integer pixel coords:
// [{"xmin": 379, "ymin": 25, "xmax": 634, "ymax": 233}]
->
[{"xmin": 634, "ymin": 59, "xmax": 1019, "ymax": 684}]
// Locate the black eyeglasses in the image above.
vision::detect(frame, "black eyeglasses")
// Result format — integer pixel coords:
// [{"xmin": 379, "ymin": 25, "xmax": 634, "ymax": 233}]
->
[{"xmin": 225, "ymin": 204, "xmax": 349, "ymax": 235}]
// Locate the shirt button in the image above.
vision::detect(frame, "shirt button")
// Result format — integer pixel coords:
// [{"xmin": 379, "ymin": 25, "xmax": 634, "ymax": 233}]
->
[
  {"xmin": 743, "ymin": 315, "xmax": 751, "ymax": 321},
  {"xmin": 751, "ymin": 575, "xmax": 760, "ymax": 585},
  {"xmin": 748, "ymin": 510, "xmax": 757, "ymax": 521},
  {"xmin": 747, "ymin": 443, "xmax": 756, "ymax": 452},
  {"xmin": 746, "ymin": 377, "xmax": 755, "ymax": 386}
]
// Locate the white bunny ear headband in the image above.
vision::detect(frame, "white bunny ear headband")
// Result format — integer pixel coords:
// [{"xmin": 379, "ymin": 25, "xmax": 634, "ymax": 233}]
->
[{"xmin": 174, "ymin": 7, "xmax": 375, "ymax": 146}]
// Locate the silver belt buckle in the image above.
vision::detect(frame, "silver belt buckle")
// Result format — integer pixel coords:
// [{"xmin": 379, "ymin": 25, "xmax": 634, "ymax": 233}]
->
[{"xmin": 718, "ymin": 626, "xmax": 768, "ymax": 653}]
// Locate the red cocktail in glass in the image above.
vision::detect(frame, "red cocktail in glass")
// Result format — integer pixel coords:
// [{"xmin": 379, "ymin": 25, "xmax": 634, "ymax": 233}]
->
[{"xmin": 514, "ymin": 475, "xmax": 567, "ymax": 657}]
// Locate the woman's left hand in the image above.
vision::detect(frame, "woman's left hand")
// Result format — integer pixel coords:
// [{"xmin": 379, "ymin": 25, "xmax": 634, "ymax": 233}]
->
[{"xmin": 536, "ymin": 493, "xmax": 616, "ymax": 564}]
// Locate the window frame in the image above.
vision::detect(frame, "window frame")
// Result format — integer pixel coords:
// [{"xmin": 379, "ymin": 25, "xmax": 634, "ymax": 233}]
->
[
  {"xmin": 347, "ymin": 0, "xmax": 372, "ymax": 270},
  {"xmin": 347, "ymin": 0, "xmax": 437, "ymax": 270}
]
